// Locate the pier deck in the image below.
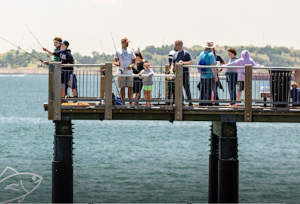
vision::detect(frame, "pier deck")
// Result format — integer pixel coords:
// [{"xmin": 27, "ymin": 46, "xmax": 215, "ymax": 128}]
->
[{"xmin": 44, "ymin": 103, "xmax": 300, "ymax": 122}]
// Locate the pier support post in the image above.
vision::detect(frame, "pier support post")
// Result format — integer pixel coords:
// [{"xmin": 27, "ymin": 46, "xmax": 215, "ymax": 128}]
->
[
  {"xmin": 175, "ymin": 63, "xmax": 183, "ymax": 121},
  {"xmin": 210, "ymin": 117, "xmax": 239, "ymax": 203},
  {"xmin": 208, "ymin": 122, "xmax": 219, "ymax": 203},
  {"xmin": 52, "ymin": 120, "xmax": 74, "ymax": 203}
]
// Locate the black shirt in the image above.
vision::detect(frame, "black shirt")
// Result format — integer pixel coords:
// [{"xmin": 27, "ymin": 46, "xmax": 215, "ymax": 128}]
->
[
  {"xmin": 172, "ymin": 50, "xmax": 192, "ymax": 71},
  {"xmin": 215, "ymin": 55, "xmax": 225, "ymax": 64},
  {"xmin": 53, "ymin": 49, "xmax": 74, "ymax": 71}
]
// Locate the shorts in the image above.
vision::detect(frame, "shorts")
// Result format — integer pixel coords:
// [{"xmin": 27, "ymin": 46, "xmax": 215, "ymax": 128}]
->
[
  {"xmin": 133, "ymin": 78, "xmax": 143, "ymax": 93},
  {"xmin": 238, "ymin": 81, "xmax": 244, "ymax": 91},
  {"xmin": 61, "ymin": 73, "xmax": 77, "ymax": 90},
  {"xmin": 118, "ymin": 77, "xmax": 133, "ymax": 88},
  {"xmin": 143, "ymin": 85, "xmax": 153, "ymax": 91}
]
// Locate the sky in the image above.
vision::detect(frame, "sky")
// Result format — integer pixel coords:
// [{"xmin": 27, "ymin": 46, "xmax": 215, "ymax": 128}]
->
[{"xmin": 0, "ymin": 0, "xmax": 300, "ymax": 56}]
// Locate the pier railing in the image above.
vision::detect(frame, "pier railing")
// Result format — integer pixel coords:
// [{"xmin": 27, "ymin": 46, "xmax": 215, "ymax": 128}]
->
[{"xmin": 48, "ymin": 62, "xmax": 300, "ymax": 121}]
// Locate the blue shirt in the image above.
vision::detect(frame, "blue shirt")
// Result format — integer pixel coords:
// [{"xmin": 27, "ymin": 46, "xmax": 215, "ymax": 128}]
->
[{"xmin": 198, "ymin": 51, "xmax": 216, "ymax": 79}]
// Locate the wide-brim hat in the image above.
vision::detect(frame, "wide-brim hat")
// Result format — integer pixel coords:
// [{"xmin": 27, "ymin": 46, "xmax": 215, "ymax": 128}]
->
[
  {"xmin": 205, "ymin": 41, "xmax": 214, "ymax": 48},
  {"xmin": 121, "ymin": 37, "xmax": 130, "ymax": 43}
]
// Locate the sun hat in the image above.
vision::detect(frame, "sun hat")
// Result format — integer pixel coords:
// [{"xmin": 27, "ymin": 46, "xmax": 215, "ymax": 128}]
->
[{"xmin": 205, "ymin": 41, "xmax": 214, "ymax": 48}]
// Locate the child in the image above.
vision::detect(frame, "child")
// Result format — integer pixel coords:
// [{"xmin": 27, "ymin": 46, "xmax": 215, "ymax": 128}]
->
[
  {"xmin": 290, "ymin": 82, "xmax": 300, "ymax": 106},
  {"xmin": 139, "ymin": 61, "xmax": 154, "ymax": 106},
  {"xmin": 167, "ymin": 70, "xmax": 175, "ymax": 106}
]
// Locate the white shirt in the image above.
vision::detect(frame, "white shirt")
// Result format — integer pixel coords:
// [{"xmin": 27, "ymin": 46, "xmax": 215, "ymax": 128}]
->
[{"xmin": 114, "ymin": 48, "xmax": 136, "ymax": 74}]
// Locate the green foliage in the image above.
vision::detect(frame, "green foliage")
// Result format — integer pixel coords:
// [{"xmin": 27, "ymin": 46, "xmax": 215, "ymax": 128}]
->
[{"xmin": 1, "ymin": 44, "xmax": 300, "ymax": 67}]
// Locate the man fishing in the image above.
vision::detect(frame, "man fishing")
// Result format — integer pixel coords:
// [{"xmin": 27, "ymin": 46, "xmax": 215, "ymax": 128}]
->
[
  {"xmin": 43, "ymin": 37, "xmax": 62, "ymax": 62},
  {"xmin": 113, "ymin": 37, "xmax": 136, "ymax": 104}
]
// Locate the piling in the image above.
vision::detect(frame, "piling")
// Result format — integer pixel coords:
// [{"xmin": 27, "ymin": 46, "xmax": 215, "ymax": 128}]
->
[
  {"xmin": 208, "ymin": 122, "xmax": 219, "ymax": 203},
  {"xmin": 52, "ymin": 120, "xmax": 74, "ymax": 203},
  {"xmin": 213, "ymin": 119, "xmax": 239, "ymax": 203}
]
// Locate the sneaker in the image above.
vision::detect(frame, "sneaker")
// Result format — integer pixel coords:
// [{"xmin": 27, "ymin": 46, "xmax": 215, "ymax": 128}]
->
[
  {"xmin": 232, "ymin": 103, "xmax": 238, "ymax": 107},
  {"xmin": 73, "ymin": 96, "xmax": 78, "ymax": 103}
]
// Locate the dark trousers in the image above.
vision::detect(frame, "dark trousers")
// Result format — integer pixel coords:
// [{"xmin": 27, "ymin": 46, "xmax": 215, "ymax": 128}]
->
[
  {"xmin": 183, "ymin": 71, "xmax": 192, "ymax": 104},
  {"xmin": 226, "ymin": 72, "xmax": 238, "ymax": 105},
  {"xmin": 167, "ymin": 87, "xmax": 175, "ymax": 104},
  {"xmin": 200, "ymin": 78, "xmax": 213, "ymax": 106},
  {"xmin": 212, "ymin": 81, "xmax": 219, "ymax": 106}
]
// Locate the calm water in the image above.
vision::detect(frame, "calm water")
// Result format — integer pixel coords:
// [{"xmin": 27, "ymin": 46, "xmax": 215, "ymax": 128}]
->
[{"xmin": 0, "ymin": 74, "xmax": 299, "ymax": 203}]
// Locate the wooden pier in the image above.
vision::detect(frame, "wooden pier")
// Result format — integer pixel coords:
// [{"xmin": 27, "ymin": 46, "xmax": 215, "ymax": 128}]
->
[{"xmin": 44, "ymin": 62, "xmax": 300, "ymax": 203}]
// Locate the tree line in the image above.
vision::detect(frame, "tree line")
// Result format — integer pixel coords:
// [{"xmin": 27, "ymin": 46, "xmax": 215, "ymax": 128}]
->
[{"xmin": 1, "ymin": 44, "xmax": 300, "ymax": 68}]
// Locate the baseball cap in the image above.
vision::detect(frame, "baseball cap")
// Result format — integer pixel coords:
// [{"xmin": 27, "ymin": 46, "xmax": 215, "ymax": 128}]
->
[
  {"xmin": 61, "ymin": 40, "xmax": 70, "ymax": 46},
  {"xmin": 121, "ymin": 37, "xmax": 130, "ymax": 43}
]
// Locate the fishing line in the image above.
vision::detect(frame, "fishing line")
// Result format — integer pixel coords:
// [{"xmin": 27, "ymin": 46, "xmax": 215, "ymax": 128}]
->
[
  {"xmin": 21, "ymin": 20, "xmax": 53, "ymax": 61},
  {"xmin": 158, "ymin": 37, "xmax": 165, "ymax": 100},
  {"xmin": 100, "ymin": 39, "xmax": 120, "ymax": 96},
  {"xmin": 0, "ymin": 37, "xmax": 43, "ymax": 63}
]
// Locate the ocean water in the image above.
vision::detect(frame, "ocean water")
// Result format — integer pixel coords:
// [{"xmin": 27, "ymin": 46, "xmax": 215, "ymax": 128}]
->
[{"xmin": 0, "ymin": 74, "xmax": 299, "ymax": 203}]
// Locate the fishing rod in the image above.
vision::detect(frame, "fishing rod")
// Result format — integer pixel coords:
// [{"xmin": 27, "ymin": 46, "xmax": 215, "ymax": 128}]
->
[
  {"xmin": 158, "ymin": 37, "xmax": 165, "ymax": 100},
  {"xmin": 100, "ymin": 39, "xmax": 120, "ymax": 96},
  {"xmin": 110, "ymin": 31, "xmax": 117, "ymax": 53},
  {"xmin": 21, "ymin": 20, "xmax": 53, "ymax": 61},
  {"xmin": 0, "ymin": 37, "xmax": 43, "ymax": 63}
]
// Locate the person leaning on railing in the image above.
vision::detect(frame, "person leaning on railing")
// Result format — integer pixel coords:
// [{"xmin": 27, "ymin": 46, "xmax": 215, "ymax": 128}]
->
[
  {"xmin": 132, "ymin": 52, "xmax": 145, "ymax": 105},
  {"xmin": 226, "ymin": 50, "xmax": 256, "ymax": 106},
  {"xmin": 139, "ymin": 61, "xmax": 154, "ymax": 106},
  {"xmin": 170, "ymin": 40, "xmax": 193, "ymax": 106},
  {"xmin": 225, "ymin": 48, "xmax": 239, "ymax": 106},
  {"xmin": 198, "ymin": 42, "xmax": 218, "ymax": 106}
]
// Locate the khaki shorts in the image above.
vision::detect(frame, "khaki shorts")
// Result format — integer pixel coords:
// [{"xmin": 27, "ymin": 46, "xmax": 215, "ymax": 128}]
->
[{"xmin": 118, "ymin": 77, "xmax": 133, "ymax": 88}]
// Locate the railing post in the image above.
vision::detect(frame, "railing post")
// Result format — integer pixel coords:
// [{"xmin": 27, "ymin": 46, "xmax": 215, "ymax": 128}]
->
[
  {"xmin": 175, "ymin": 63, "xmax": 183, "ymax": 121},
  {"xmin": 49, "ymin": 62, "xmax": 61, "ymax": 121},
  {"xmin": 100, "ymin": 65, "xmax": 105, "ymax": 99},
  {"xmin": 105, "ymin": 63, "xmax": 113, "ymax": 120},
  {"xmin": 165, "ymin": 64, "xmax": 169, "ymax": 103},
  {"xmin": 244, "ymin": 64, "xmax": 252, "ymax": 122}
]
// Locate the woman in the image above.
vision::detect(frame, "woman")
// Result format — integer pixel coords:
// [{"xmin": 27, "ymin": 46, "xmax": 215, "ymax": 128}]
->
[
  {"xmin": 132, "ymin": 52, "xmax": 145, "ymax": 105},
  {"xmin": 226, "ymin": 48, "xmax": 239, "ymax": 106},
  {"xmin": 226, "ymin": 50, "xmax": 256, "ymax": 105}
]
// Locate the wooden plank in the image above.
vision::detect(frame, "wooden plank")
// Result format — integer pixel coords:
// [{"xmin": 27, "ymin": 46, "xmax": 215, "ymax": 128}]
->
[
  {"xmin": 165, "ymin": 65, "xmax": 169, "ymax": 102},
  {"xmin": 52, "ymin": 62, "xmax": 62, "ymax": 121},
  {"xmin": 175, "ymin": 63, "xmax": 183, "ymax": 121},
  {"xmin": 53, "ymin": 62, "xmax": 62, "ymax": 121},
  {"xmin": 244, "ymin": 64, "xmax": 252, "ymax": 122},
  {"xmin": 104, "ymin": 63, "xmax": 113, "ymax": 120},
  {"xmin": 100, "ymin": 66, "xmax": 105, "ymax": 99},
  {"xmin": 48, "ymin": 64, "xmax": 54, "ymax": 120}
]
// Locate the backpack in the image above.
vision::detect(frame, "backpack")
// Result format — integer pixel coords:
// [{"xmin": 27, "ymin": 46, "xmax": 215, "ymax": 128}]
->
[{"xmin": 198, "ymin": 54, "xmax": 208, "ymax": 75}]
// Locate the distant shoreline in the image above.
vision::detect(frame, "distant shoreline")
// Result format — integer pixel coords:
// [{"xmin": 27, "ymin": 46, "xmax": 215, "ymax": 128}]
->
[{"xmin": 0, "ymin": 68, "xmax": 48, "ymax": 74}]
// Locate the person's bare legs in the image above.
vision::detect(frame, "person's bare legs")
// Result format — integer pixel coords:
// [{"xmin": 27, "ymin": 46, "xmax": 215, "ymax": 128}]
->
[
  {"xmin": 134, "ymin": 93, "xmax": 140, "ymax": 105},
  {"xmin": 72, "ymin": 89, "xmax": 77, "ymax": 97},
  {"xmin": 144, "ymin": 90, "xmax": 148, "ymax": 105},
  {"xmin": 237, "ymin": 91, "xmax": 242, "ymax": 102},
  {"xmin": 61, "ymin": 89, "xmax": 65, "ymax": 98},
  {"xmin": 120, "ymin": 87, "xmax": 125, "ymax": 104},
  {"xmin": 128, "ymin": 87, "xmax": 133, "ymax": 104},
  {"xmin": 148, "ymin": 91, "xmax": 152, "ymax": 106}
]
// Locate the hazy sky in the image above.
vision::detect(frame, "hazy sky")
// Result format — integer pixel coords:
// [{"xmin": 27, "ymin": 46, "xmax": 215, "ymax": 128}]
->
[{"xmin": 1, "ymin": 0, "xmax": 300, "ymax": 56}]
